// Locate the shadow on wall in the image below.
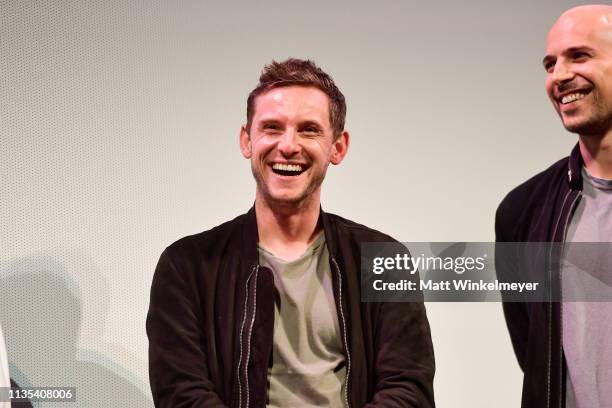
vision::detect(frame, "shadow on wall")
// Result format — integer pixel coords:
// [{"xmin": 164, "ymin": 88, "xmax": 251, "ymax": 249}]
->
[{"xmin": 0, "ymin": 256, "xmax": 151, "ymax": 408}]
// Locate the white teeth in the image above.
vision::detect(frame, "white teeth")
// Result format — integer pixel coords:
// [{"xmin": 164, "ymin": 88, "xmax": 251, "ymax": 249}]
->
[
  {"xmin": 561, "ymin": 92, "xmax": 587, "ymax": 104},
  {"xmin": 272, "ymin": 163, "xmax": 303, "ymax": 172}
]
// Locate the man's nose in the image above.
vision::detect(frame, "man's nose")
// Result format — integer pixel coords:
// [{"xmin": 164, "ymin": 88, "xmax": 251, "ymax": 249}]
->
[
  {"xmin": 552, "ymin": 60, "xmax": 574, "ymax": 83},
  {"xmin": 277, "ymin": 129, "xmax": 300, "ymax": 156}
]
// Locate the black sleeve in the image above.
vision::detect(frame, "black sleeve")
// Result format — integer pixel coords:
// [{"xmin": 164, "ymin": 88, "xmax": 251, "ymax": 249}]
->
[
  {"xmin": 9, "ymin": 379, "xmax": 33, "ymax": 408},
  {"xmin": 146, "ymin": 249, "xmax": 228, "ymax": 408},
  {"xmin": 495, "ymin": 198, "xmax": 530, "ymax": 372},
  {"xmin": 365, "ymin": 301, "xmax": 436, "ymax": 407}
]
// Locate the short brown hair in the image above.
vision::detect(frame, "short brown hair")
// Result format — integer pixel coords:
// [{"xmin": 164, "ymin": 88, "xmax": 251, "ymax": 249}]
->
[{"xmin": 246, "ymin": 59, "xmax": 346, "ymax": 138}]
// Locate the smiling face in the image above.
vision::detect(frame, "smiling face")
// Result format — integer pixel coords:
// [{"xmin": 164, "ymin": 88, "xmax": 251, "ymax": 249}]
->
[
  {"xmin": 543, "ymin": 6, "xmax": 612, "ymax": 136},
  {"xmin": 240, "ymin": 85, "xmax": 348, "ymax": 209}
]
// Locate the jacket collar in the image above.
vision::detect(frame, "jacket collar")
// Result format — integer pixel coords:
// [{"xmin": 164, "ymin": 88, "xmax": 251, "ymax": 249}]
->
[
  {"xmin": 242, "ymin": 206, "xmax": 260, "ymax": 270},
  {"xmin": 568, "ymin": 142, "xmax": 584, "ymax": 190},
  {"xmin": 320, "ymin": 207, "xmax": 340, "ymax": 260},
  {"xmin": 241, "ymin": 204, "xmax": 340, "ymax": 267}
]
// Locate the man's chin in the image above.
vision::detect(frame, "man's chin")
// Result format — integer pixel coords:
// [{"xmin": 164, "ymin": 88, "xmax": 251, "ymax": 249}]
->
[
  {"xmin": 254, "ymin": 174, "xmax": 324, "ymax": 210},
  {"xmin": 270, "ymin": 194, "xmax": 309, "ymax": 207},
  {"xmin": 258, "ymin": 187, "xmax": 323, "ymax": 211},
  {"xmin": 562, "ymin": 117, "xmax": 609, "ymax": 136},
  {"xmin": 258, "ymin": 188, "xmax": 306, "ymax": 205}
]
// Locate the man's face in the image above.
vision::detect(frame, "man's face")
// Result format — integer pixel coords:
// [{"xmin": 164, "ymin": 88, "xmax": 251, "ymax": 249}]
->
[
  {"xmin": 240, "ymin": 86, "xmax": 348, "ymax": 208},
  {"xmin": 543, "ymin": 7, "xmax": 612, "ymax": 136}
]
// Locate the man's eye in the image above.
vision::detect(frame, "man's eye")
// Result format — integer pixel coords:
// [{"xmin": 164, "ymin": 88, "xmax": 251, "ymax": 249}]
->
[
  {"xmin": 543, "ymin": 60, "xmax": 555, "ymax": 73},
  {"xmin": 572, "ymin": 52, "xmax": 589, "ymax": 61},
  {"xmin": 301, "ymin": 127, "xmax": 320, "ymax": 134},
  {"xmin": 263, "ymin": 124, "xmax": 281, "ymax": 132}
]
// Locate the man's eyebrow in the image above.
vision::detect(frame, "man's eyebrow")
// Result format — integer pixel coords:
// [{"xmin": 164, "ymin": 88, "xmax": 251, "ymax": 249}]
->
[
  {"xmin": 299, "ymin": 120, "xmax": 323, "ymax": 128},
  {"xmin": 564, "ymin": 45, "xmax": 595, "ymax": 54},
  {"xmin": 542, "ymin": 46, "xmax": 595, "ymax": 67},
  {"xmin": 258, "ymin": 118, "xmax": 283, "ymax": 126}
]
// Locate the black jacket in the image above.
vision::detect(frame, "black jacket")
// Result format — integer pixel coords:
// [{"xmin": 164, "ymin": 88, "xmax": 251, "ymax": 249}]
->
[
  {"xmin": 10, "ymin": 379, "xmax": 33, "ymax": 408},
  {"xmin": 147, "ymin": 207, "xmax": 435, "ymax": 408},
  {"xmin": 495, "ymin": 144, "xmax": 584, "ymax": 408}
]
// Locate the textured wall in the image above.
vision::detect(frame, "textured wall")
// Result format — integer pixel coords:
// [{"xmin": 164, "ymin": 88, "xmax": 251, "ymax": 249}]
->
[{"xmin": 1, "ymin": 1, "xmax": 588, "ymax": 406}]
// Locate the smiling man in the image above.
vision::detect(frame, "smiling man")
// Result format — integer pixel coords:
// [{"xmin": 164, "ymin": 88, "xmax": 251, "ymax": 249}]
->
[
  {"xmin": 147, "ymin": 59, "xmax": 435, "ymax": 407},
  {"xmin": 496, "ymin": 5, "xmax": 612, "ymax": 408}
]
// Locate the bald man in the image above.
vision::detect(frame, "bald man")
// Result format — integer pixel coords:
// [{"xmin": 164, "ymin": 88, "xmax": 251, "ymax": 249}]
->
[{"xmin": 495, "ymin": 4, "xmax": 612, "ymax": 408}]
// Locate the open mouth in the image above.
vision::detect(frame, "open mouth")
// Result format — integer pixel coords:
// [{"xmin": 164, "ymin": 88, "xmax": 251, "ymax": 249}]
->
[
  {"xmin": 271, "ymin": 163, "xmax": 306, "ymax": 177},
  {"xmin": 559, "ymin": 90, "xmax": 591, "ymax": 105}
]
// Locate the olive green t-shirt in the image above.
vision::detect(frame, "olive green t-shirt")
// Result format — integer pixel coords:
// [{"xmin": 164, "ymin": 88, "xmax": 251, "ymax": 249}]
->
[{"xmin": 258, "ymin": 233, "xmax": 346, "ymax": 408}]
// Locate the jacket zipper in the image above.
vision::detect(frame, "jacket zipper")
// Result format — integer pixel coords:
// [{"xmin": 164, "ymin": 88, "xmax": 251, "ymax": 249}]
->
[
  {"xmin": 548, "ymin": 190, "xmax": 581, "ymax": 408},
  {"xmin": 236, "ymin": 266, "xmax": 259, "ymax": 408},
  {"xmin": 558, "ymin": 191, "xmax": 581, "ymax": 408},
  {"xmin": 331, "ymin": 256, "xmax": 351, "ymax": 408},
  {"xmin": 239, "ymin": 258, "xmax": 350, "ymax": 407}
]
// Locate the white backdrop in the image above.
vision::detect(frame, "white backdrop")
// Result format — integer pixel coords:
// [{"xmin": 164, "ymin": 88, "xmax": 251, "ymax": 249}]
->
[{"xmin": 1, "ymin": 1, "xmax": 586, "ymax": 406}]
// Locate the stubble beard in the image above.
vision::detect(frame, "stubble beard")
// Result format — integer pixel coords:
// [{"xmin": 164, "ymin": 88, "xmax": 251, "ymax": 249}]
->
[
  {"xmin": 562, "ymin": 92, "xmax": 612, "ymax": 136},
  {"xmin": 251, "ymin": 162, "xmax": 328, "ymax": 211}
]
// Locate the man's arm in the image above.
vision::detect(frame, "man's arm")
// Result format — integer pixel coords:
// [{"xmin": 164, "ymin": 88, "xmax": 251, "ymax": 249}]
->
[
  {"xmin": 146, "ymin": 249, "xmax": 228, "ymax": 408},
  {"xmin": 365, "ymin": 301, "xmax": 436, "ymax": 408}
]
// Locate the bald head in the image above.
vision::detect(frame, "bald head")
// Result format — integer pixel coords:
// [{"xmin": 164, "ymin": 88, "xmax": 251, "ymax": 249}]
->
[
  {"xmin": 543, "ymin": 4, "xmax": 612, "ymax": 137},
  {"xmin": 556, "ymin": 4, "xmax": 612, "ymax": 21},
  {"xmin": 549, "ymin": 5, "xmax": 612, "ymax": 43}
]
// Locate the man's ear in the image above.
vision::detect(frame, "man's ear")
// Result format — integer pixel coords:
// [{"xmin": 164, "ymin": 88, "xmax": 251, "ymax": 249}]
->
[
  {"xmin": 239, "ymin": 125, "xmax": 252, "ymax": 159},
  {"xmin": 330, "ymin": 131, "xmax": 349, "ymax": 165}
]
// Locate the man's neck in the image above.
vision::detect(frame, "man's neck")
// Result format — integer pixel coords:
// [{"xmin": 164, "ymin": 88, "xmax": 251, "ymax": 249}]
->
[
  {"xmin": 255, "ymin": 191, "xmax": 323, "ymax": 262},
  {"xmin": 579, "ymin": 128, "xmax": 612, "ymax": 179}
]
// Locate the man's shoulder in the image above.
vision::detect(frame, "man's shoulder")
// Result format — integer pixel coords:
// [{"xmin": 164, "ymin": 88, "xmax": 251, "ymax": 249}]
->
[
  {"xmin": 499, "ymin": 156, "xmax": 568, "ymax": 211},
  {"xmin": 325, "ymin": 212, "xmax": 396, "ymax": 243},
  {"xmin": 495, "ymin": 155, "xmax": 569, "ymax": 240},
  {"xmin": 164, "ymin": 212, "xmax": 247, "ymax": 260}
]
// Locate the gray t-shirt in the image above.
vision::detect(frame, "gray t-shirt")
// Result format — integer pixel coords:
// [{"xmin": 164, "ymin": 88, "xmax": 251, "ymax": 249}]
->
[
  {"xmin": 258, "ymin": 233, "xmax": 346, "ymax": 408},
  {"xmin": 563, "ymin": 168, "xmax": 612, "ymax": 408}
]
